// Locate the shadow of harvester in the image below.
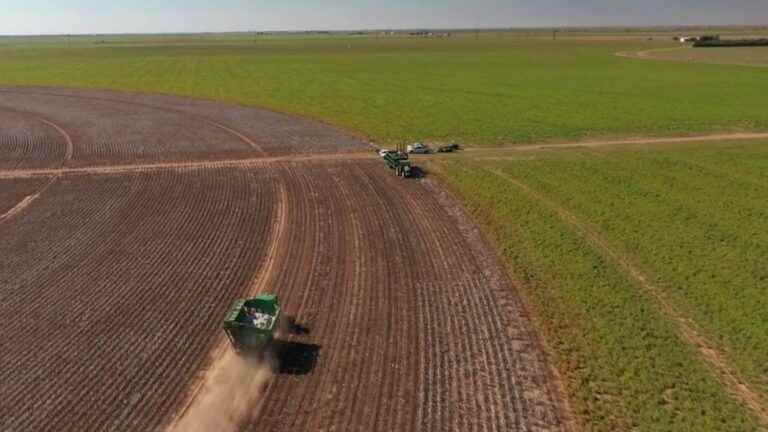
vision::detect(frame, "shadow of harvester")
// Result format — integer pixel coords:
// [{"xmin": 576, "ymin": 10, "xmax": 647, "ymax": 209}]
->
[{"xmin": 273, "ymin": 340, "xmax": 321, "ymax": 376}]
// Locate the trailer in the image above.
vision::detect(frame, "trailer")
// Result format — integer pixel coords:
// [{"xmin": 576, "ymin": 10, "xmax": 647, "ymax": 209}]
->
[
  {"xmin": 437, "ymin": 143, "xmax": 460, "ymax": 153},
  {"xmin": 383, "ymin": 151, "xmax": 413, "ymax": 177},
  {"xmin": 224, "ymin": 294, "xmax": 281, "ymax": 353}
]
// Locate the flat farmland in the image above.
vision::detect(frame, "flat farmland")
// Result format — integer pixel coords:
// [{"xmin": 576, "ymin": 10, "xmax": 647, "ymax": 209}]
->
[
  {"xmin": 0, "ymin": 107, "xmax": 67, "ymax": 169},
  {"xmin": 1, "ymin": 37, "xmax": 767, "ymax": 146},
  {"xmin": 4, "ymin": 32, "xmax": 768, "ymax": 432},
  {"xmin": 0, "ymin": 178, "xmax": 51, "ymax": 217},
  {"xmin": 0, "ymin": 88, "xmax": 568, "ymax": 431},
  {"xmin": 0, "ymin": 87, "xmax": 366, "ymax": 166},
  {"xmin": 0, "ymin": 168, "xmax": 279, "ymax": 431}
]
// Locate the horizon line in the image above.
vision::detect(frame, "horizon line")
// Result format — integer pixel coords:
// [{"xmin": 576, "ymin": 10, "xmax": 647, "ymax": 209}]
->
[{"xmin": 1, "ymin": 23, "xmax": 766, "ymax": 38}]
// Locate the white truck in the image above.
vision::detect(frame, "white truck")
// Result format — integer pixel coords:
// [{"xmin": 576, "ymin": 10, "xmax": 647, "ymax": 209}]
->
[{"xmin": 407, "ymin": 142, "xmax": 430, "ymax": 154}]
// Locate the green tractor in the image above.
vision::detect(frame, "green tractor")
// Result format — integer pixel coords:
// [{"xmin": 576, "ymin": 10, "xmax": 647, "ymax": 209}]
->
[
  {"xmin": 382, "ymin": 144, "xmax": 413, "ymax": 177},
  {"xmin": 223, "ymin": 294, "xmax": 281, "ymax": 353}
]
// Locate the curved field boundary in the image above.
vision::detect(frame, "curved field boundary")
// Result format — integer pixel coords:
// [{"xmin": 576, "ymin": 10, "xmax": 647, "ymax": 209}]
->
[
  {"xmin": 205, "ymin": 120, "xmax": 266, "ymax": 154},
  {"xmin": 0, "ymin": 88, "xmax": 268, "ymax": 157},
  {"xmin": 39, "ymin": 118, "xmax": 74, "ymax": 165},
  {"xmin": 0, "ymin": 87, "xmax": 369, "ymax": 159},
  {"xmin": 0, "ymin": 111, "xmax": 68, "ymax": 223},
  {"xmin": 0, "ymin": 106, "xmax": 69, "ymax": 169},
  {"xmin": 616, "ymin": 46, "xmax": 768, "ymax": 68},
  {"xmin": 488, "ymin": 168, "xmax": 768, "ymax": 427},
  {"xmin": 421, "ymin": 176, "xmax": 575, "ymax": 430},
  {"xmin": 615, "ymin": 46, "xmax": 688, "ymax": 60}
]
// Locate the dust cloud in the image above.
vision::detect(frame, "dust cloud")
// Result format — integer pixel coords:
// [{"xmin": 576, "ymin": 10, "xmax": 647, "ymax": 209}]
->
[{"xmin": 170, "ymin": 349, "xmax": 273, "ymax": 432}]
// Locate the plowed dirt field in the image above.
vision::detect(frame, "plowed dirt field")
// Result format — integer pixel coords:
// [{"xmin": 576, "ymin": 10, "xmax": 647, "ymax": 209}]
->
[{"xmin": 0, "ymin": 87, "xmax": 569, "ymax": 432}]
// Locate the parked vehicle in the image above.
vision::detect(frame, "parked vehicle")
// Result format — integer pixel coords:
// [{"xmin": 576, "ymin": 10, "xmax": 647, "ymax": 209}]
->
[
  {"xmin": 407, "ymin": 142, "xmax": 430, "ymax": 154},
  {"xmin": 437, "ymin": 143, "xmax": 460, "ymax": 153}
]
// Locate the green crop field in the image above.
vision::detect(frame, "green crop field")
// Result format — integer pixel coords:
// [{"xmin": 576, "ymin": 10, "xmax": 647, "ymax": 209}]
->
[
  {"xmin": 3, "ymin": 32, "xmax": 768, "ymax": 430},
  {"xmin": 0, "ymin": 34, "xmax": 767, "ymax": 145},
  {"xmin": 433, "ymin": 140, "xmax": 768, "ymax": 430}
]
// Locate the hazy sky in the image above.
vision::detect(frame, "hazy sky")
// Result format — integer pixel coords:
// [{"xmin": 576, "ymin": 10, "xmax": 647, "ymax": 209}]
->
[{"xmin": 2, "ymin": 0, "xmax": 767, "ymax": 35}]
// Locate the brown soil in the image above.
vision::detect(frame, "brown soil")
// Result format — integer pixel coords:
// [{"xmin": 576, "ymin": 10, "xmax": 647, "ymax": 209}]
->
[
  {"xmin": 0, "ymin": 107, "xmax": 68, "ymax": 170},
  {"xmin": 0, "ymin": 177, "xmax": 57, "ymax": 223},
  {"xmin": 0, "ymin": 87, "xmax": 569, "ymax": 432}
]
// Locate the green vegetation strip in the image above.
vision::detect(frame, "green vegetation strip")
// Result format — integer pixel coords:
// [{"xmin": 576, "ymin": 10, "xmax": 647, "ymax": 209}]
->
[
  {"xmin": 437, "ymin": 142, "xmax": 768, "ymax": 430},
  {"xmin": 1, "ymin": 38, "xmax": 768, "ymax": 145}
]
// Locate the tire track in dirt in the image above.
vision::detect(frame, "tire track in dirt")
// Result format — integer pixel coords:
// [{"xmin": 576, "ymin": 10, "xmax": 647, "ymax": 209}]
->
[
  {"xmin": 615, "ymin": 46, "xmax": 687, "ymax": 60},
  {"xmin": 38, "ymin": 118, "xmax": 74, "ymax": 166},
  {"xmin": 488, "ymin": 167, "xmax": 768, "ymax": 427},
  {"xmin": 0, "ymin": 109, "xmax": 69, "ymax": 226},
  {"xmin": 459, "ymin": 132, "xmax": 768, "ymax": 154},
  {"xmin": 165, "ymin": 173, "xmax": 286, "ymax": 432},
  {"xmin": 205, "ymin": 120, "xmax": 267, "ymax": 155},
  {"xmin": 0, "ymin": 116, "xmax": 71, "ymax": 225},
  {"xmin": 0, "ymin": 153, "xmax": 375, "ymax": 179},
  {"xmin": 249, "ymin": 165, "xmax": 335, "ymax": 431},
  {"xmin": 0, "ymin": 176, "xmax": 57, "ymax": 224},
  {"xmin": 615, "ymin": 46, "xmax": 768, "ymax": 69},
  {"xmin": 0, "ymin": 106, "xmax": 68, "ymax": 170}
]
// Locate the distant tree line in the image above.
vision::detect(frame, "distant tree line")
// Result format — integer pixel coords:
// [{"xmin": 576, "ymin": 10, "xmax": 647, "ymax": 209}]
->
[{"xmin": 694, "ymin": 35, "xmax": 768, "ymax": 47}]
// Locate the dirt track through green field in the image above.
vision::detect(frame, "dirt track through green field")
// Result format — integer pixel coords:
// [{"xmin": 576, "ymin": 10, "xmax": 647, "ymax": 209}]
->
[{"xmin": 487, "ymin": 167, "xmax": 768, "ymax": 427}]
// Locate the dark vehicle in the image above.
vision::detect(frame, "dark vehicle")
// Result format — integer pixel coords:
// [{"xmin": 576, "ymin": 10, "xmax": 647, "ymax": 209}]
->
[
  {"xmin": 384, "ymin": 151, "xmax": 413, "ymax": 177},
  {"xmin": 224, "ymin": 294, "xmax": 281, "ymax": 353},
  {"xmin": 437, "ymin": 143, "xmax": 460, "ymax": 153}
]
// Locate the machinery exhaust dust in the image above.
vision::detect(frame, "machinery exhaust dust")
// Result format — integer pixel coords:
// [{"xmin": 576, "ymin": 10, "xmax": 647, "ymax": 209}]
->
[{"xmin": 169, "ymin": 349, "xmax": 273, "ymax": 432}]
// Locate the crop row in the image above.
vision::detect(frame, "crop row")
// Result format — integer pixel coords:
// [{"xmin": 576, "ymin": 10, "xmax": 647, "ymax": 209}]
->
[
  {"xmin": 490, "ymin": 143, "xmax": 768, "ymax": 399},
  {"xmin": 0, "ymin": 167, "xmax": 278, "ymax": 431},
  {"xmin": 0, "ymin": 108, "xmax": 66, "ymax": 169},
  {"xmin": 241, "ymin": 161, "xmax": 565, "ymax": 432},
  {"xmin": 1, "ymin": 158, "xmax": 570, "ymax": 431},
  {"xmin": 440, "ymin": 155, "xmax": 762, "ymax": 431},
  {"xmin": 0, "ymin": 88, "xmax": 367, "ymax": 166}
]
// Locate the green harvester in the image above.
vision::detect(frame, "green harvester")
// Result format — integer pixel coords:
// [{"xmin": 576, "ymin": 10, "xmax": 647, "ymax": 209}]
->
[
  {"xmin": 223, "ymin": 294, "xmax": 281, "ymax": 352},
  {"xmin": 383, "ymin": 149, "xmax": 412, "ymax": 178}
]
